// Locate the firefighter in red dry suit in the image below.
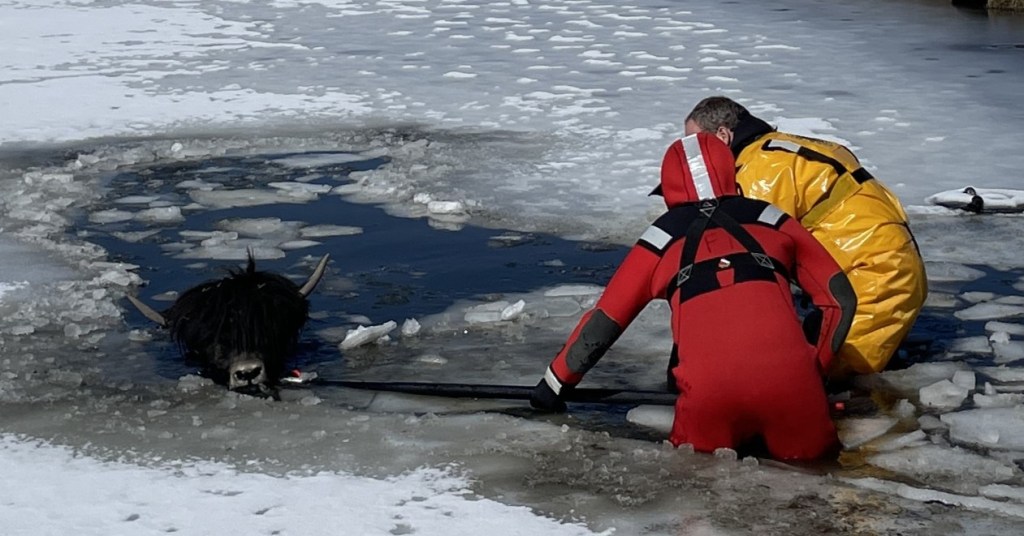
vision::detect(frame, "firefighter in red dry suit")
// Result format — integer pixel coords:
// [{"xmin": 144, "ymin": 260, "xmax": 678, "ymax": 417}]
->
[{"xmin": 530, "ymin": 132, "xmax": 857, "ymax": 460}]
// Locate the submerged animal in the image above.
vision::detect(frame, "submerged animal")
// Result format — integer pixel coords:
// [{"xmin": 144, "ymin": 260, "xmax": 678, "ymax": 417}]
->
[{"xmin": 127, "ymin": 253, "xmax": 330, "ymax": 395}]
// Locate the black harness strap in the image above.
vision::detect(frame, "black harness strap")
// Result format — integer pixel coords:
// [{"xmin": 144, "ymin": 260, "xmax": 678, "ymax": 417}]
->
[{"xmin": 667, "ymin": 200, "xmax": 790, "ymax": 303}]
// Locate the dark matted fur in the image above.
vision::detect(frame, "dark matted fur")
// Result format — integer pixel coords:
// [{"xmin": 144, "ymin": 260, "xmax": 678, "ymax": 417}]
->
[{"xmin": 164, "ymin": 255, "xmax": 310, "ymax": 385}]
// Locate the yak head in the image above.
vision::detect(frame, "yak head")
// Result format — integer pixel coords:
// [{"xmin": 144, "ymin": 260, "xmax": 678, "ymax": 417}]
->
[{"xmin": 128, "ymin": 253, "xmax": 329, "ymax": 396}]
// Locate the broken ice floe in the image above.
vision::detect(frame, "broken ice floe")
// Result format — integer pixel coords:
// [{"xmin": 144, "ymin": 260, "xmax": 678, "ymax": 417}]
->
[
  {"xmin": 942, "ymin": 408, "xmax": 1024, "ymax": 450},
  {"xmin": 189, "ymin": 188, "xmax": 318, "ymax": 208},
  {"xmin": 836, "ymin": 416, "xmax": 899, "ymax": 449},
  {"xmin": 339, "ymin": 321, "xmax": 398, "ymax": 350},
  {"xmin": 463, "ymin": 300, "xmax": 527, "ymax": 324},
  {"xmin": 401, "ymin": 318, "xmax": 421, "ymax": 337},
  {"xmin": 299, "ymin": 224, "xmax": 363, "ymax": 238},
  {"xmin": 919, "ymin": 380, "xmax": 970, "ymax": 411},
  {"xmin": 954, "ymin": 302, "xmax": 1024, "ymax": 321},
  {"xmin": 846, "ymin": 477, "xmax": 1024, "ymax": 519},
  {"xmin": 867, "ymin": 444, "xmax": 1015, "ymax": 494},
  {"xmin": 924, "ymin": 261, "xmax": 985, "ymax": 283}
]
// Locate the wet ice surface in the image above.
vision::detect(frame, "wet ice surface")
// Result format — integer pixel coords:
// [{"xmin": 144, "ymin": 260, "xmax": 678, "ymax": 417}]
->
[{"xmin": 3, "ymin": 132, "xmax": 1024, "ymax": 534}]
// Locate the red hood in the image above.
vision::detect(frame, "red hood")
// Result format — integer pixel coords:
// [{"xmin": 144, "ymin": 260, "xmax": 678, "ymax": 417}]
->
[{"xmin": 654, "ymin": 132, "xmax": 738, "ymax": 208}]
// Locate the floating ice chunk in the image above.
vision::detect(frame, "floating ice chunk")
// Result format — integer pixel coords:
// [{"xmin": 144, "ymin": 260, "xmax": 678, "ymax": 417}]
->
[
  {"xmin": 427, "ymin": 217, "xmax": 467, "ymax": 232},
  {"xmin": 924, "ymin": 292, "xmax": 960, "ymax": 309},
  {"xmin": 180, "ymin": 230, "xmax": 226, "ymax": 241},
  {"xmin": 198, "ymin": 232, "xmax": 239, "ymax": 247},
  {"xmin": 942, "ymin": 408, "xmax": 1024, "ymax": 450},
  {"xmin": 300, "ymin": 224, "xmax": 363, "ymax": 238},
  {"xmin": 974, "ymin": 392, "xmax": 1024, "ymax": 408},
  {"xmin": 855, "ymin": 362, "xmax": 967, "ymax": 397},
  {"xmin": 111, "ymin": 230, "xmax": 161, "ymax": 243},
  {"xmin": 426, "ymin": 200, "xmax": 466, "ymax": 215},
  {"xmin": 867, "ymin": 445, "xmax": 1015, "ymax": 493},
  {"xmin": 955, "ymin": 303, "xmax": 1024, "ymax": 321},
  {"xmin": 924, "ymin": 262, "xmax": 985, "ymax": 283},
  {"xmin": 331, "ymin": 183, "xmax": 362, "ymax": 196},
  {"xmin": 543, "ymin": 284, "xmax": 604, "ymax": 297},
  {"xmin": 948, "ymin": 336, "xmax": 992, "ymax": 354},
  {"xmin": 541, "ymin": 297, "xmax": 584, "ymax": 317},
  {"xmin": 464, "ymin": 301, "xmax": 510, "ymax": 324},
  {"xmin": 920, "ymin": 380, "xmax": 969, "ymax": 411},
  {"xmin": 94, "ymin": 268, "xmax": 141, "ymax": 287},
  {"xmin": 998, "ymin": 295, "xmax": 1024, "ymax": 306},
  {"xmin": 952, "ymin": 371, "xmax": 976, "ymax": 391},
  {"xmin": 269, "ymin": 182, "xmax": 333, "ymax": 194},
  {"xmin": 89, "ymin": 209, "xmax": 134, "ymax": 224},
  {"xmin": 176, "ymin": 245, "xmax": 285, "ymax": 261},
  {"xmin": 271, "ymin": 153, "xmax": 364, "ymax": 169},
  {"xmin": 978, "ymin": 366, "xmax": 1024, "ymax": 383},
  {"xmin": 190, "ymin": 188, "xmax": 317, "ymax": 208},
  {"xmin": 279, "ymin": 240, "xmax": 321, "ymax": 250},
  {"xmin": 176, "ymin": 179, "xmax": 219, "ymax": 191},
  {"xmin": 626, "ymin": 404, "xmax": 673, "ymax": 434},
  {"xmin": 961, "ymin": 291, "xmax": 997, "ymax": 303},
  {"xmin": 217, "ymin": 217, "xmax": 301, "ymax": 237},
  {"xmin": 991, "ymin": 339, "xmax": 1024, "ymax": 364},
  {"xmin": 500, "ymin": 300, "xmax": 526, "ymax": 321},
  {"xmin": 892, "ymin": 399, "xmax": 917, "ymax": 419},
  {"xmin": 991, "ymin": 331, "xmax": 1011, "ymax": 344},
  {"xmin": 135, "ymin": 206, "xmax": 184, "ymax": 224},
  {"xmin": 401, "ymin": 318, "xmax": 421, "ymax": 336},
  {"xmin": 114, "ymin": 195, "xmax": 161, "ymax": 204},
  {"xmin": 987, "ymin": 321, "xmax": 1024, "ymax": 337},
  {"xmin": 837, "ymin": 416, "xmax": 898, "ymax": 449},
  {"xmin": 339, "ymin": 321, "xmax": 397, "ymax": 350},
  {"xmin": 870, "ymin": 430, "xmax": 928, "ymax": 452}
]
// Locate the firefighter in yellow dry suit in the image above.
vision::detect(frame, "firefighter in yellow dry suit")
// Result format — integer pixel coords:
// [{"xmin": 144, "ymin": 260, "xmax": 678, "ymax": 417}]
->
[{"xmin": 683, "ymin": 96, "xmax": 927, "ymax": 377}]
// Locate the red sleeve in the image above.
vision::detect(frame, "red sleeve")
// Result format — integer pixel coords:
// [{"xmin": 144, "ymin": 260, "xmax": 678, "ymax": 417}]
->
[
  {"xmin": 547, "ymin": 245, "xmax": 660, "ymax": 386},
  {"xmin": 782, "ymin": 218, "xmax": 856, "ymax": 372}
]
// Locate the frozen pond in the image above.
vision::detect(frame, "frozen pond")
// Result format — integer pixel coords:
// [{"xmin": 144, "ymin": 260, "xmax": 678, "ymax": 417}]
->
[{"xmin": 4, "ymin": 129, "xmax": 1024, "ymax": 535}]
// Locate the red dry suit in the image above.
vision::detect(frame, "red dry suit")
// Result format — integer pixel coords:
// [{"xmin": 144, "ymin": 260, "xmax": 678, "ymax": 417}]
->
[{"xmin": 541, "ymin": 133, "xmax": 856, "ymax": 460}]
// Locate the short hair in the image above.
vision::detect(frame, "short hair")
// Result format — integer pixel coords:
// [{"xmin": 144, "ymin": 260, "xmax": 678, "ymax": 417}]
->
[{"xmin": 686, "ymin": 96, "xmax": 748, "ymax": 131}]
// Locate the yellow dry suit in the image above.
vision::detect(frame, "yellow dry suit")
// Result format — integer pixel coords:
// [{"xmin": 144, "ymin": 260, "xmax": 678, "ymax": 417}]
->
[{"xmin": 728, "ymin": 114, "xmax": 927, "ymax": 375}]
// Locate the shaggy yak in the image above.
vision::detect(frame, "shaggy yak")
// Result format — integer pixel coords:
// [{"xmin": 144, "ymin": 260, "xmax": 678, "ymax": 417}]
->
[{"xmin": 127, "ymin": 253, "xmax": 330, "ymax": 396}]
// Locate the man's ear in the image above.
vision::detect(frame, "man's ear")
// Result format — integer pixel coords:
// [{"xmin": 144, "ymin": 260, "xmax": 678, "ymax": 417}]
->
[{"xmin": 715, "ymin": 125, "xmax": 733, "ymax": 146}]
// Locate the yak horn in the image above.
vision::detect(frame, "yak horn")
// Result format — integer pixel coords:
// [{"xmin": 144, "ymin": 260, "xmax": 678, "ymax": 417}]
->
[
  {"xmin": 298, "ymin": 254, "xmax": 330, "ymax": 297},
  {"xmin": 126, "ymin": 295, "xmax": 167, "ymax": 327}
]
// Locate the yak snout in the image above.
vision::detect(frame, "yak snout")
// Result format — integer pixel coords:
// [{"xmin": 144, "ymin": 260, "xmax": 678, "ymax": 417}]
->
[{"xmin": 228, "ymin": 357, "xmax": 268, "ymax": 391}]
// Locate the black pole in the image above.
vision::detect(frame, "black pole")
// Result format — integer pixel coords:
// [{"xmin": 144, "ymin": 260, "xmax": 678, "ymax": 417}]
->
[{"xmin": 309, "ymin": 379, "xmax": 677, "ymax": 406}]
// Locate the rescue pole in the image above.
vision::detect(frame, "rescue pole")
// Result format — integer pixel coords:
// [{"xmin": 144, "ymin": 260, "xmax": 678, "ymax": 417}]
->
[{"xmin": 308, "ymin": 379, "xmax": 677, "ymax": 406}]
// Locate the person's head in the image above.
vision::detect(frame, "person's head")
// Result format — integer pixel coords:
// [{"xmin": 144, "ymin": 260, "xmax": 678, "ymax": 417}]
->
[
  {"xmin": 683, "ymin": 96, "xmax": 748, "ymax": 147},
  {"xmin": 654, "ymin": 132, "xmax": 737, "ymax": 208}
]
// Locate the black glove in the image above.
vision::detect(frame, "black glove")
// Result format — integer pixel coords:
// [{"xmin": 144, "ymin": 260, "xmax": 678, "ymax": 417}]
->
[{"xmin": 530, "ymin": 378, "xmax": 568, "ymax": 413}]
